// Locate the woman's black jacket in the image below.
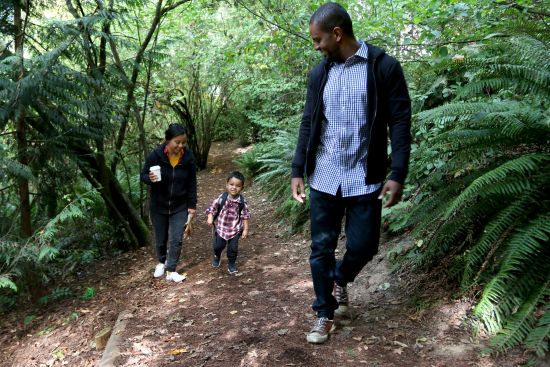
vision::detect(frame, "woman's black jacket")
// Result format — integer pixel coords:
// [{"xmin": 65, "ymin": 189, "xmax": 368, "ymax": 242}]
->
[{"xmin": 140, "ymin": 144, "xmax": 197, "ymax": 214}]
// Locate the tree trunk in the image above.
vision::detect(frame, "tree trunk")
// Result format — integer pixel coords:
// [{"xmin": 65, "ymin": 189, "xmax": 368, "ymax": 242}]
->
[{"xmin": 14, "ymin": 1, "xmax": 31, "ymax": 237}]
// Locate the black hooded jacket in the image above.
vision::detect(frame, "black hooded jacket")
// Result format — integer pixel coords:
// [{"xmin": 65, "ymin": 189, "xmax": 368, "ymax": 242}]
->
[
  {"xmin": 291, "ymin": 43, "xmax": 411, "ymax": 185},
  {"xmin": 140, "ymin": 144, "xmax": 197, "ymax": 214}
]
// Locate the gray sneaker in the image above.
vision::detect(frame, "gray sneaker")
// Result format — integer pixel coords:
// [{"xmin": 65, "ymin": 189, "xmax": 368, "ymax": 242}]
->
[
  {"xmin": 306, "ymin": 317, "xmax": 335, "ymax": 344},
  {"xmin": 334, "ymin": 284, "xmax": 349, "ymax": 317}
]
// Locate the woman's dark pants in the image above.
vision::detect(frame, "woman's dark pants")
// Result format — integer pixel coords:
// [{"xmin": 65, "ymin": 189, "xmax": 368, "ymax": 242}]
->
[{"xmin": 150, "ymin": 210, "xmax": 188, "ymax": 272}]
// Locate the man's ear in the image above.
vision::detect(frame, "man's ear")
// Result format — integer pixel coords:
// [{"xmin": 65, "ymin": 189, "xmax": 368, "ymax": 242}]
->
[{"xmin": 333, "ymin": 26, "xmax": 344, "ymax": 42}]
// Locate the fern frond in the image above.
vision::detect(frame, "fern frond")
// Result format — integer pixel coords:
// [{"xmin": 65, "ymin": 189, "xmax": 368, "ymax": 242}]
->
[
  {"xmin": 443, "ymin": 154, "xmax": 547, "ymax": 218},
  {"xmin": 490, "ymin": 278, "xmax": 548, "ymax": 352},
  {"xmin": 525, "ymin": 299, "xmax": 550, "ymax": 357},
  {"xmin": 0, "ymin": 157, "xmax": 35, "ymax": 182},
  {"xmin": 461, "ymin": 195, "xmax": 534, "ymax": 289},
  {"xmin": 474, "ymin": 213, "xmax": 550, "ymax": 333},
  {"xmin": 0, "ymin": 275, "xmax": 17, "ymax": 291}
]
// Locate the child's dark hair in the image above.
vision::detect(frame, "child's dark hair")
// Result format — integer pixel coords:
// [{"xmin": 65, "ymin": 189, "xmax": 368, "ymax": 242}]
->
[
  {"xmin": 165, "ymin": 123, "xmax": 187, "ymax": 141},
  {"xmin": 227, "ymin": 171, "xmax": 245, "ymax": 186}
]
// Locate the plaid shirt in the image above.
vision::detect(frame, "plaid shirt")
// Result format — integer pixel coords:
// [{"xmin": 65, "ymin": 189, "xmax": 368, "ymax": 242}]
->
[
  {"xmin": 206, "ymin": 193, "xmax": 250, "ymax": 240},
  {"xmin": 309, "ymin": 42, "xmax": 381, "ymax": 197}
]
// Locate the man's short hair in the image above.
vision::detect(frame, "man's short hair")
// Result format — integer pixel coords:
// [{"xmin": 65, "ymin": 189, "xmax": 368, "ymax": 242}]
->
[{"xmin": 310, "ymin": 2, "xmax": 354, "ymax": 38}]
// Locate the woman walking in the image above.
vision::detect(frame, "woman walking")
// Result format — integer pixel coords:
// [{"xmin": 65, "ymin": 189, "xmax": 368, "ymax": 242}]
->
[{"xmin": 140, "ymin": 123, "xmax": 197, "ymax": 282}]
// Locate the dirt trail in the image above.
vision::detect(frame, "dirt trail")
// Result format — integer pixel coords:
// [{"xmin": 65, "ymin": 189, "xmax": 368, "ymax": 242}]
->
[{"xmin": 0, "ymin": 142, "xmax": 526, "ymax": 367}]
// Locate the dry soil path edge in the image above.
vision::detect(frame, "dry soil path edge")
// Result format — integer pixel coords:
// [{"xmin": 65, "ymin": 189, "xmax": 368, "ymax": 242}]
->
[{"xmin": 96, "ymin": 310, "xmax": 132, "ymax": 367}]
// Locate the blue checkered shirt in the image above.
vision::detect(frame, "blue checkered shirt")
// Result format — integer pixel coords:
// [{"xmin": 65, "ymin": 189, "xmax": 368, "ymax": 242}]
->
[{"xmin": 309, "ymin": 42, "xmax": 382, "ymax": 197}]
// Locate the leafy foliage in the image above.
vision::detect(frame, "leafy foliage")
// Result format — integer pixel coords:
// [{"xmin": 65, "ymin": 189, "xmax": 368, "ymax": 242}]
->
[
  {"xmin": 400, "ymin": 24, "xmax": 550, "ymax": 355},
  {"xmin": 236, "ymin": 128, "xmax": 309, "ymax": 233},
  {"xmin": 0, "ymin": 192, "xmax": 101, "ymax": 310},
  {"xmin": 37, "ymin": 287, "xmax": 74, "ymax": 306}
]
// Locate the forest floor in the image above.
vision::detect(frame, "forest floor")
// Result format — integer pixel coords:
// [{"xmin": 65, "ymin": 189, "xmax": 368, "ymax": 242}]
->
[{"xmin": 0, "ymin": 141, "xmax": 531, "ymax": 367}]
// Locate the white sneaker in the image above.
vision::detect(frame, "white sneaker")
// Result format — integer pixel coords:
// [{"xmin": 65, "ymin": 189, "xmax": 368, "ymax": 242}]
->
[
  {"xmin": 166, "ymin": 271, "xmax": 186, "ymax": 283},
  {"xmin": 153, "ymin": 263, "xmax": 165, "ymax": 278}
]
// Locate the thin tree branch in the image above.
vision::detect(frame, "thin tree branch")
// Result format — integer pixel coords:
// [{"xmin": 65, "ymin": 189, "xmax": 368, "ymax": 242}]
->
[
  {"xmin": 161, "ymin": 0, "xmax": 192, "ymax": 15},
  {"xmin": 234, "ymin": 0, "xmax": 309, "ymax": 42}
]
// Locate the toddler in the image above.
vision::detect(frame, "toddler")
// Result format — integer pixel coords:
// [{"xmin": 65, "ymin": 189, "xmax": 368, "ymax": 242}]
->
[{"xmin": 206, "ymin": 171, "xmax": 250, "ymax": 274}]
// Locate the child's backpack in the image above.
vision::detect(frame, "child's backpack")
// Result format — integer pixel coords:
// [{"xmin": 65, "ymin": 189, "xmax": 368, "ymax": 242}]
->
[{"xmin": 212, "ymin": 192, "xmax": 246, "ymax": 222}]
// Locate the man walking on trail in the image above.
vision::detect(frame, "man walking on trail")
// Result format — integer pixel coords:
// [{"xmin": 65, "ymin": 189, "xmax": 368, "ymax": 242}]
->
[{"xmin": 291, "ymin": 2, "xmax": 411, "ymax": 344}]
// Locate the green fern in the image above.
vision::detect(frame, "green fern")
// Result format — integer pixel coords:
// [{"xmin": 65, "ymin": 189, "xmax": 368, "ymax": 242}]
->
[
  {"xmin": 236, "ymin": 129, "xmax": 310, "ymax": 233},
  {"xmin": 399, "ymin": 21, "xmax": 550, "ymax": 357},
  {"xmin": 0, "ymin": 275, "xmax": 17, "ymax": 292},
  {"xmin": 525, "ymin": 299, "xmax": 550, "ymax": 357}
]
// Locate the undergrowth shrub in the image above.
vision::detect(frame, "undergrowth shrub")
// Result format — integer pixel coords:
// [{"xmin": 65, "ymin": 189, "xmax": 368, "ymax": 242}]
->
[
  {"xmin": 0, "ymin": 190, "xmax": 120, "ymax": 311},
  {"xmin": 396, "ymin": 27, "xmax": 550, "ymax": 357},
  {"xmin": 236, "ymin": 129, "xmax": 310, "ymax": 234}
]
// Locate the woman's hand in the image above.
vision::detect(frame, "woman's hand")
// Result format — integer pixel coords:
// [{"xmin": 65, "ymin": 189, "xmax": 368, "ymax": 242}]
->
[
  {"xmin": 148, "ymin": 171, "xmax": 158, "ymax": 182},
  {"xmin": 184, "ymin": 210, "xmax": 195, "ymax": 239}
]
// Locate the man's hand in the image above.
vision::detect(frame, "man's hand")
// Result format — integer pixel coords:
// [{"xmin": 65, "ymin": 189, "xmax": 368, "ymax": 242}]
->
[
  {"xmin": 291, "ymin": 177, "xmax": 306, "ymax": 203},
  {"xmin": 378, "ymin": 180, "xmax": 403, "ymax": 208}
]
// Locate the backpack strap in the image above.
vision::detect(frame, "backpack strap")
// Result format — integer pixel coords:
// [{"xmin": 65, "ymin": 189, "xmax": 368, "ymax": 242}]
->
[
  {"xmin": 212, "ymin": 192, "xmax": 229, "ymax": 222},
  {"xmin": 238, "ymin": 196, "xmax": 246, "ymax": 218},
  {"xmin": 212, "ymin": 193, "xmax": 246, "ymax": 222}
]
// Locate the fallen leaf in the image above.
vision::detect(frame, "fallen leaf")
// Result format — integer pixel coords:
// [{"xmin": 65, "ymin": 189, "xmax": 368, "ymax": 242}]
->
[
  {"xmin": 393, "ymin": 340, "xmax": 408, "ymax": 348},
  {"xmin": 229, "ymin": 310, "xmax": 238, "ymax": 315},
  {"xmin": 169, "ymin": 348, "xmax": 188, "ymax": 356},
  {"xmin": 364, "ymin": 336, "xmax": 380, "ymax": 345}
]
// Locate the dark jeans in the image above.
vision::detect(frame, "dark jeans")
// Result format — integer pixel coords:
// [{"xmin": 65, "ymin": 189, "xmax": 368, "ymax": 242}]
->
[
  {"xmin": 150, "ymin": 210, "xmax": 188, "ymax": 272},
  {"xmin": 213, "ymin": 231, "xmax": 240, "ymax": 264},
  {"xmin": 309, "ymin": 187, "xmax": 382, "ymax": 319}
]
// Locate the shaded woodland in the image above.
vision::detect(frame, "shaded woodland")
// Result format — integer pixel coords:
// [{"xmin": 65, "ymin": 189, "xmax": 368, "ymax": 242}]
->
[{"xmin": 0, "ymin": 0, "xmax": 548, "ymax": 363}]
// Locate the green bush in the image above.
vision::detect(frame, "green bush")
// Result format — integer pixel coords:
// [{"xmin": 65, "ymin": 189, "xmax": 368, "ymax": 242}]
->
[
  {"xmin": 236, "ymin": 129, "xmax": 310, "ymax": 234},
  {"xmin": 398, "ymin": 28, "xmax": 550, "ymax": 356}
]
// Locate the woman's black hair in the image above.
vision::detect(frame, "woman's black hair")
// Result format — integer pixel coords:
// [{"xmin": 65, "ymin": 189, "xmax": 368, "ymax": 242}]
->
[
  {"xmin": 310, "ymin": 2, "xmax": 354, "ymax": 38},
  {"xmin": 165, "ymin": 123, "xmax": 188, "ymax": 141},
  {"xmin": 227, "ymin": 171, "xmax": 245, "ymax": 186}
]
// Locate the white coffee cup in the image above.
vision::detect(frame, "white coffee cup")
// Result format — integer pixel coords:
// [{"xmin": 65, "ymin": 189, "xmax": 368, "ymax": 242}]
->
[{"xmin": 150, "ymin": 165, "xmax": 161, "ymax": 182}]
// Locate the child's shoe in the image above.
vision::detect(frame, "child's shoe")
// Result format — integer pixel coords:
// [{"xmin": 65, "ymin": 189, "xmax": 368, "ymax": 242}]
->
[
  {"xmin": 153, "ymin": 263, "xmax": 165, "ymax": 278},
  {"xmin": 166, "ymin": 271, "xmax": 186, "ymax": 283},
  {"xmin": 212, "ymin": 255, "xmax": 221, "ymax": 268},
  {"xmin": 227, "ymin": 262, "xmax": 238, "ymax": 274}
]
